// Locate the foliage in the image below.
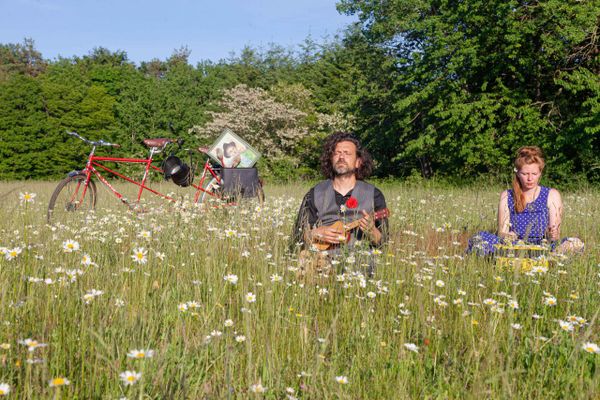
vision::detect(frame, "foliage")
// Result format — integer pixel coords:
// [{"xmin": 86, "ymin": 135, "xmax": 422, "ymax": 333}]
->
[
  {"xmin": 190, "ymin": 83, "xmax": 347, "ymax": 179},
  {"xmin": 0, "ymin": 10, "xmax": 599, "ymax": 183},
  {"xmin": 338, "ymin": 0, "xmax": 600, "ymax": 181}
]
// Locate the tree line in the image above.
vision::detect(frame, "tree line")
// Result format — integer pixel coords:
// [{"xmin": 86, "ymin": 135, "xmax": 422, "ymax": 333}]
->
[{"xmin": 1, "ymin": 0, "xmax": 598, "ymax": 184}]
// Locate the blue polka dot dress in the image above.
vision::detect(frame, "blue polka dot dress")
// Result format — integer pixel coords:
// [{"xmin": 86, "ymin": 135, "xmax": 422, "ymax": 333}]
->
[{"xmin": 467, "ymin": 186, "xmax": 551, "ymax": 256}]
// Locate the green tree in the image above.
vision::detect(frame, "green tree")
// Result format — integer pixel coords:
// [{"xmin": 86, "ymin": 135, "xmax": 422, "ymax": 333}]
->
[
  {"xmin": 338, "ymin": 0, "xmax": 600, "ymax": 181},
  {"xmin": 0, "ymin": 74, "xmax": 49, "ymax": 179},
  {"xmin": 0, "ymin": 38, "xmax": 46, "ymax": 82}
]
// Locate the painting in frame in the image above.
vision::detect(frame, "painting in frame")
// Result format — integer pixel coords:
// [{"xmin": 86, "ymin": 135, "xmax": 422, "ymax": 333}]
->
[{"xmin": 207, "ymin": 128, "xmax": 261, "ymax": 168}]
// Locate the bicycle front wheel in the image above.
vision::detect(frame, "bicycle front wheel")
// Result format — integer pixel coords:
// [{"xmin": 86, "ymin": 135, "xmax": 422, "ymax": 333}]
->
[{"xmin": 47, "ymin": 173, "xmax": 97, "ymax": 223}]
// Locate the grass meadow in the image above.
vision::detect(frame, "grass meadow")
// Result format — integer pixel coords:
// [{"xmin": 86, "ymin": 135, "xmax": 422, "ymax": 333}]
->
[{"xmin": 0, "ymin": 180, "xmax": 599, "ymax": 399}]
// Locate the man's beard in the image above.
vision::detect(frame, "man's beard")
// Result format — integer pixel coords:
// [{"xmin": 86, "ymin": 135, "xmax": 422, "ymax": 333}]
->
[{"xmin": 334, "ymin": 162, "xmax": 356, "ymax": 176}]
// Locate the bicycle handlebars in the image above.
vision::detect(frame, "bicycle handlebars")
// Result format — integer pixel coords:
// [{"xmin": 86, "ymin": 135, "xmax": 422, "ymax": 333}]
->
[
  {"xmin": 66, "ymin": 131, "xmax": 189, "ymax": 151},
  {"xmin": 67, "ymin": 131, "xmax": 121, "ymax": 148}
]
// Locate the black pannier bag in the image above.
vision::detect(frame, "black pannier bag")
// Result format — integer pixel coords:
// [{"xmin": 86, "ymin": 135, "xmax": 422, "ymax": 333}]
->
[
  {"xmin": 162, "ymin": 155, "xmax": 192, "ymax": 187},
  {"xmin": 221, "ymin": 168, "xmax": 261, "ymax": 198}
]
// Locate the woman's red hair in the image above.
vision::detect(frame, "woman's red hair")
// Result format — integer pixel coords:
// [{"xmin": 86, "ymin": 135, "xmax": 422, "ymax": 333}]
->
[{"xmin": 512, "ymin": 146, "xmax": 545, "ymax": 213}]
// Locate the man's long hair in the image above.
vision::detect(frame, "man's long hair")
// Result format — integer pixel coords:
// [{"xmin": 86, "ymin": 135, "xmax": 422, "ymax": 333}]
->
[{"xmin": 320, "ymin": 132, "xmax": 374, "ymax": 180}]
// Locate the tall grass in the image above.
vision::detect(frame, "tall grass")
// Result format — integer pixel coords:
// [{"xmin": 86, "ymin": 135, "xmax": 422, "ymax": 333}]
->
[{"xmin": 0, "ymin": 181, "xmax": 598, "ymax": 399}]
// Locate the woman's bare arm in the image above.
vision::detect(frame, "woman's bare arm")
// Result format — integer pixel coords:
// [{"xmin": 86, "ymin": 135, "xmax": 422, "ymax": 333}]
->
[
  {"xmin": 547, "ymin": 189, "xmax": 562, "ymax": 241},
  {"xmin": 497, "ymin": 190, "xmax": 515, "ymax": 240}
]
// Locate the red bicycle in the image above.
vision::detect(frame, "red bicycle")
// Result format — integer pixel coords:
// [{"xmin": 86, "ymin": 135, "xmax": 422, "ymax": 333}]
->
[{"xmin": 47, "ymin": 131, "xmax": 263, "ymax": 222}]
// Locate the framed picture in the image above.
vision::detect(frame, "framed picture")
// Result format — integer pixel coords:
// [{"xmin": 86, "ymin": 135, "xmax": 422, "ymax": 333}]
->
[{"xmin": 207, "ymin": 128, "xmax": 261, "ymax": 168}]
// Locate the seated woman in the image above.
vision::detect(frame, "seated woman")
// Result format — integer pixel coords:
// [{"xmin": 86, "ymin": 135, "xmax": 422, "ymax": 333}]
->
[{"xmin": 467, "ymin": 146, "xmax": 583, "ymax": 256}]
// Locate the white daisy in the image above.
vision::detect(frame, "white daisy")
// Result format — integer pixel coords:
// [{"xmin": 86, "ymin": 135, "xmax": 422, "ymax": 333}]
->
[
  {"xmin": 62, "ymin": 239, "xmax": 80, "ymax": 253},
  {"xmin": 119, "ymin": 370, "xmax": 141, "ymax": 386}
]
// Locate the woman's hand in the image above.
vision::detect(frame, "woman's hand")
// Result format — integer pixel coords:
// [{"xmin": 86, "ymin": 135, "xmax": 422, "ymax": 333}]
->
[
  {"xmin": 501, "ymin": 231, "xmax": 518, "ymax": 242},
  {"xmin": 547, "ymin": 224, "xmax": 559, "ymax": 241}
]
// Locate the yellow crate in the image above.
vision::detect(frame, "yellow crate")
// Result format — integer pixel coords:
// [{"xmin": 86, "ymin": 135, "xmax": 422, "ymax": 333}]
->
[{"xmin": 494, "ymin": 244, "xmax": 550, "ymax": 272}]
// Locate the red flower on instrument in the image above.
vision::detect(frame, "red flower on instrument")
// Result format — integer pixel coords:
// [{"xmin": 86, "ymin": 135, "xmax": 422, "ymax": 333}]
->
[{"xmin": 345, "ymin": 196, "xmax": 358, "ymax": 209}]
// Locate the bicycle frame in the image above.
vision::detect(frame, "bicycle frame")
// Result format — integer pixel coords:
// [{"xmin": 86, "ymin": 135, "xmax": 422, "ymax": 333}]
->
[{"xmin": 70, "ymin": 142, "xmax": 223, "ymax": 209}]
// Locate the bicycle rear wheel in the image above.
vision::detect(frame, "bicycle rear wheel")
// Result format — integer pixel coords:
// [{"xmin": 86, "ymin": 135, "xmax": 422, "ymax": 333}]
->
[
  {"xmin": 47, "ymin": 173, "xmax": 97, "ymax": 223},
  {"xmin": 199, "ymin": 177, "xmax": 223, "ymax": 204}
]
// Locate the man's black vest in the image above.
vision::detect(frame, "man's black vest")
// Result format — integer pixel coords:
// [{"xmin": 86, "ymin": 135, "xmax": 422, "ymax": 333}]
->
[{"xmin": 313, "ymin": 179, "xmax": 375, "ymax": 247}]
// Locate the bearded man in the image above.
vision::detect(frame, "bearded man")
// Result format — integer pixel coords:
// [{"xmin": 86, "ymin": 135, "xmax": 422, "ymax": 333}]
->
[{"xmin": 291, "ymin": 132, "xmax": 388, "ymax": 277}]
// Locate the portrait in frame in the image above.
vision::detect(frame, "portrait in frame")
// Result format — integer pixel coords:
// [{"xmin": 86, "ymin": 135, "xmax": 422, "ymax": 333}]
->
[{"xmin": 207, "ymin": 128, "xmax": 261, "ymax": 168}]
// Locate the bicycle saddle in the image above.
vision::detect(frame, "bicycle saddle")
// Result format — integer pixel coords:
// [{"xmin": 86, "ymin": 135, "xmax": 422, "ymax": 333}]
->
[{"xmin": 143, "ymin": 138, "xmax": 176, "ymax": 147}]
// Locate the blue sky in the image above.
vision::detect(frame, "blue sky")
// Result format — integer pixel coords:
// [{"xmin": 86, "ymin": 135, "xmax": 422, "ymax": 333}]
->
[{"xmin": 0, "ymin": 0, "xmax": 356, "ymax": 65}]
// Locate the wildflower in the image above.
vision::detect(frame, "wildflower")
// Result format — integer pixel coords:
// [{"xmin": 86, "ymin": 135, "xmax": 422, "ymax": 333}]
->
[
  {"xmin": 434, "ymin": 297, "xmax": 448, "ymax": 307},
  {"xmin": 581, "ymin": 342, "xmax": 600, "ymax": 354},
  {"xmin": 81, "ymin": 254, "xmax": 93, "ymax": 266},
  {"xmin": 544, "ymin": 296, "xmax": 557, "ymax": 306},
  {"xmin": 511, "ymin": 323, "xmax": 522, "ymax": 330},
  {"xmin": 558, "ymin": 320, "xmax": 574, "ymax": 332},
  {"xmin": 0, "ymin": 383, "xmax": 10, "ymax": 396},
  {"xmin": 127, "ymin": 349, "xmax": 154, "ymax": 359},
  {"xmin": 225, "ymin": 229, "xmax": 237, "ymax": 238},
  {"xmin": 19, "ymin": 338, "xmax": 47, "ymax": 352},
  {"xmin": 404, "ymin": 343, "xmax": 419, "ymax": 353},
  {"xmin": 5, "ymin": 247, "xmax": 22, "ymax": 261},
  {"xmin": 19, "ymin": 192, "xmax": 36, "ymax": 204},
  {"xmin": 508, "ymin": 300, "xmax": 519, "ymax": 310},
  {"xmin": 186, "ymin": 301, "xmax": 201, "ymax": 309},
  {"xmin": 249, "ymin": 383, "xmax": 267, "ymax": 393},
  {"xmin": 335, "ymin": 375, "xmax": 349, "ymax": 384},
  {"xmin": 246, "ymin": 292, "xmax": 256, "ymax": 303},
  {"xmin": 270, "ymin": 274, "xmax": 283, "ymax": 282},
  {"xmin": 137, "ymin": 230, "xmax": 152, "ymax": 240},
  {"xmin": 178, "ymin": 303, "xmax": 189, "ymax": 312},
  {"xmin": 483, "ymin": 298, "xmax": 497, "ymax": 306},
  {"xmin": 367, "ymin": 291, "xmax": 376, "ymax": 299},
  {"xmin": 224, "ymin": 319, "xmax": 234, "ymax": 327},
  {"xmin": 49, "ymin": 377, "xmax": 70, "ymax": 387},
  {"xmin": 235, "ymin": 335, "xmax": 246, "ymax": 343},
  {"xmin": 62, "ymin": 239, "xmax": 80, "ymax": 253},
  {"xmin": 532, "ymin": 265, "xmax": 548, "ymax": 274},
  {"xmin": 453, "ymin": 298, "xmax": 463, "ymax": 305},
  {"xmin": 435, "ymin": 280, "xmax": 445, "ymax": 287},
  {"xmin": 131, "ymin": 248, "xmax": 147, "ymax": 264},
  {"xmin": 491, "ymin": 305, "xmax": 505, "ymax": 314},
  {"xmin": 0, "ymin": 343, "xmax": 10, "ymax": 350},
  {"xmin": 224, "ymin": 274, "xmax": 239, "ymax": 285},
  {"xmin": 83, "ymin": 289, "xmax": 104, "ymax": 304},
  {"xmin": 119, "ymin": 370, "xmax": 141, "ymax": 386}
]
